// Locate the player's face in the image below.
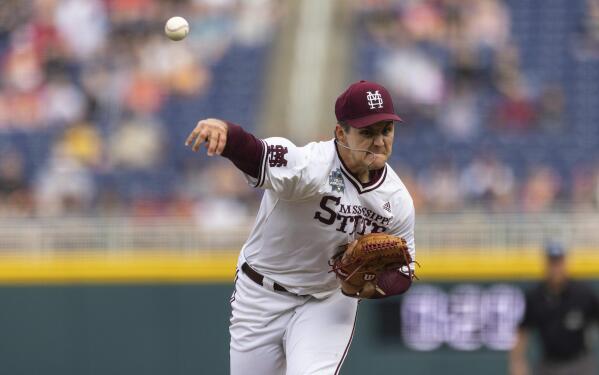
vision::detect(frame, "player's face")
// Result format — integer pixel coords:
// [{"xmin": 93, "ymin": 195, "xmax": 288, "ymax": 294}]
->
[
  {"xmin": 546, "ymin": 257, "xmax": 567, "ymax": 288},
  {"xmin": 346, "ymin": 121, "xmax": 394, "ymax": 170}
]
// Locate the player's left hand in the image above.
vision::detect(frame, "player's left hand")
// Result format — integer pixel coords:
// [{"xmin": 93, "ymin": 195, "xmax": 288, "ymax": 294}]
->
[
  {"xmin": 330, "ymin": 233, "xmax": 414, "ymax": 299},
  {"xmin": 185, "ymin": 118, "xmax": 228, "ymax": 156}
]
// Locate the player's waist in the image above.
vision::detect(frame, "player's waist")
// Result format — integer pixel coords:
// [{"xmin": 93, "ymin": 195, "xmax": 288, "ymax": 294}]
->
[
  {"xmin": 241, "ymin": 262, "xmax": 300, "ymax": 295},
  {"xmin": 240, "ymin": 262, "xmax": 338, "ymax": 297}
]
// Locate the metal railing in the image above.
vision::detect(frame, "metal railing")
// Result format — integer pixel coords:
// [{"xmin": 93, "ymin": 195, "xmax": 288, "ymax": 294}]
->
[{"xmin": 0, "ymin": 212, "xmax": 598, "ymax": 254}]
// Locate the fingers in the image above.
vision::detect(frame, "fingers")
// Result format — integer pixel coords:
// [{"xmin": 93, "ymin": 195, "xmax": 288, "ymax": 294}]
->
[
  {"xmin": 185, "ymin": 119, "xmax": 228, "ymax": 155},
  {"xmin": 216, "ymin": 130, "xmax": 227, "ymax": 155},
  {"xmin": 207, "ymin": 127, "xmax": 227, "ymax": 155},
  {"xmin": 192, "ymin": 127, "xmax": 209, "ymax": 152},
  {"xmin": 185, "ymin": 121, "xmax": 207, "ymax": 151},
  {"xmin": 206, "ymin": 131, "xmax": 219, "ymax": 156},
  {"xmin": 185, "ymin": 126, "xmax": 200, "ymax": 147},
  {"xmin": 357, "ymin": 281, "xmax": 376, "ymax": 298}
]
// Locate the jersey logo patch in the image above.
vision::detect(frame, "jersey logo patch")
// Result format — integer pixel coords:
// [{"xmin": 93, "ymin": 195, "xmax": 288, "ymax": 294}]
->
[
  {"xmin": 366, "ymin": 90, "xmax": 383, "ymax": 109},
  {"xmin": 383, "ymin": 201, "xmax": 391, "ymax": 212},
  {"xmin": 328, "ymin": 168, "xmax": 345, "ymax": 193},
  {"xmin": 267, "ymin": 145, "xmax": 288, "ymax": 167}
]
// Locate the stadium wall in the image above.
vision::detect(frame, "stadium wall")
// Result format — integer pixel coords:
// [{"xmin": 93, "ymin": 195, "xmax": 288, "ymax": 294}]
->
[{"xmin": 1, "ymin": 281, "xmax": 598, "ymax": 375}]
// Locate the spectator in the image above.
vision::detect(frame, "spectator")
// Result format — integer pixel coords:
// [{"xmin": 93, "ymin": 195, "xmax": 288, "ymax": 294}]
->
[
  {"xmin": 108, "ymin": 115, "xmax": 164, "ymax": 170},
  {"xmin": 510, "ymin": 242, "xmax": 599, "ymax": 375},
  {"xmin": 459, "ymin": 151, "xmax": 516, "ymax": 210},
  {"xmin": 462, "ymin": 0, "xmax": 510, "ymax": 50},
  {"xmin": 571, "ymin": 164, "xmax": 598, "ymax": 211},
  {"xmin": 574, "ymin": 0, "xmax": 599, "ymax": 59},
  {"xmin": 418, "ymin": 156, "xmax": 463, "ymax": 212},
  {"xmin": 378, "ymin": 47, "xmax": 445, "ymax": 110},
  {"xmin": 492, "ymin": 78, "xmax": 537, "ymax": 132},
  {"xmin": 184, "ymin": 159, "xmax": 254, "ymax": 229},
  {"xmin": 438, "ymin": 83, "xmax": 480, "ymax": 141},
  {"xmin": 521, "ymin": 165, "xmax": 562, "ymax": 213},
  {"xmin": 34, "ymin": 142, "xmax": 96, "ymax": 216},
  {"xmin": 536, "ymin": 84, "xmax": 566, "ymax": 133},
  {"xmin": 54, "ymin": 0, "xmax": 108, "ymax": 61},
  {"xmin": 42, "ymin": 73, "xmax": 88, "ymax": 126},
  {"xmin": 0, "ymin": 148, "xmax": 32, "ymax": 216},
  {"xmin": 61, "ymin": 120, "xmax": 103, "ymax": 167}
]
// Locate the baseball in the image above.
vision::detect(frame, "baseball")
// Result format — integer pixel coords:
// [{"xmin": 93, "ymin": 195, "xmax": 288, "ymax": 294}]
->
[{"xmin": 164, "ymin": 16, "xmax": 189, "ymax": 41}]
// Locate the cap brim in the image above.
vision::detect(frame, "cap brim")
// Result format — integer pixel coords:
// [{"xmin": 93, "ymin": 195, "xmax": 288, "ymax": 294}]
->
[{"xmin": 344, "ymin": 113, "xmax": 403, "ymax": 128}]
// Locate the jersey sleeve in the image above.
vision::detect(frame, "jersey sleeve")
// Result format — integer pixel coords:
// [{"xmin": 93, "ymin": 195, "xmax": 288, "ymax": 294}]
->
[{"xmin": 245, "ymin": 137, "xmax": 322, "ymax": 201}]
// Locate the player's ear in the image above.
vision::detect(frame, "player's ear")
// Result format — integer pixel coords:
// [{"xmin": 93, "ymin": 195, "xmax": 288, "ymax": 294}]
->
[{"xmin": 335, "ymin": 124, "xmax": 347, "ymax": 143}]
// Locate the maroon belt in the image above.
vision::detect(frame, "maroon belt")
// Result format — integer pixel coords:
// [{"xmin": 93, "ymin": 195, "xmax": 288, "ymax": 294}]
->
[{"xmin": 241, "ymin": 262, "xmax": 291, "ymax": 293}]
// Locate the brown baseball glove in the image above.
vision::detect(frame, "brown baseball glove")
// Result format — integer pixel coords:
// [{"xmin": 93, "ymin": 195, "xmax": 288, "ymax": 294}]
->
[{"xmin": 329, "ymin": 233, "xmax": 414, "ymax": 298}]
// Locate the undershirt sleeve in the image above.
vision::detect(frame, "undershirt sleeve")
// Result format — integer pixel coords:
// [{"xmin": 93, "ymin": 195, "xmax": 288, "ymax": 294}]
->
[{"xmin": 221, "ymin": 122, "xmax": 265, "ymax": 179}]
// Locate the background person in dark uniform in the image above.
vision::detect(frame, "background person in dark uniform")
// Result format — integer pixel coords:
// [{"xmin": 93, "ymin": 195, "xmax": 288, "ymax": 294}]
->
[{"xmin": 509, "ymin": 242, "xmax": 599, "ymax": 375}]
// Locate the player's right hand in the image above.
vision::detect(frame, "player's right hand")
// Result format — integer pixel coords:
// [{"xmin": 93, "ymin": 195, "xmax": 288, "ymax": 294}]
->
[{"xmin": 185, "ymin": 118, "xmax": 228, "ymax": 156}]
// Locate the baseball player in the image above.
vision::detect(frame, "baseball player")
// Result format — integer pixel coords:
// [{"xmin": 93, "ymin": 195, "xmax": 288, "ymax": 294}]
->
[
  {"xmin": 510, "ymin": 242, "xmax": 599, "ymax": 375},
  {"xmin": 186, "ymin": 80, "xmax": 416, "ymax": 374}
]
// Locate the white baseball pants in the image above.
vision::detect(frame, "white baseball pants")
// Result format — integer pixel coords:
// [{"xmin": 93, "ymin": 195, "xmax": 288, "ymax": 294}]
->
[{"xmin": 229, "ymin": 267, "xmax": 358, "ymax": 375}]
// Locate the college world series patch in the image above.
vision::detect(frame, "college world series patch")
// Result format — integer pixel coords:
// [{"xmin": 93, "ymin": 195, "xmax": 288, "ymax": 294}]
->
[{"xmin": 328, "ymin": 168, "xmax": 345, "ymax": 193}]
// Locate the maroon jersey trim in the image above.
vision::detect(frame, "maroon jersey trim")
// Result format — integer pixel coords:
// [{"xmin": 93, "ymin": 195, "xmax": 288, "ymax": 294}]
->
[{"xmin": 256, "ymin": 139, "xmax": 268, "ymax": 188}]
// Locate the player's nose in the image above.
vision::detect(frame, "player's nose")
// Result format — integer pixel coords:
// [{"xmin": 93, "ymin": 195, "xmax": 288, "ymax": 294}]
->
[{"xmin": 372, "ymin": 133, "xmax": 385, "ymax": 147}]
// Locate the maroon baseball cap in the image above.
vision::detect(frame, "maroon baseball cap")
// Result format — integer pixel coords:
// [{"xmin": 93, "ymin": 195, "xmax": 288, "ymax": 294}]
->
[{"xmin": 335, "ymin": 80, "xmax": 402, "ymax": 128}]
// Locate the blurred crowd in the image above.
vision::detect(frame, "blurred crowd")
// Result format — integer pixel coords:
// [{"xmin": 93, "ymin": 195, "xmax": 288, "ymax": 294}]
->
[
  {"xmin": 392, "ymin": 153, "xmax": 598, "ymax": 214},
  {"xmin": 354, "ymin": 0, "xmax": 599, "ymax": 213},
  {"xmin": 0, "ymin": 0, "xmax": 279, "ymax": 220},
  {"xmin": 1, "ymin": 0, "xmax": 599, "ymax": 220}
]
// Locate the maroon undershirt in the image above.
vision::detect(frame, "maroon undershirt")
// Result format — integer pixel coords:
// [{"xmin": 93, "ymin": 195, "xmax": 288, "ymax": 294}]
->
[
  {"xmin": 221, "ymin": 122, "xmax": 264, "ymax": 179},
  {"xmin": 220, "ymin": 122, "xmax": 412, "ymax": 297}
]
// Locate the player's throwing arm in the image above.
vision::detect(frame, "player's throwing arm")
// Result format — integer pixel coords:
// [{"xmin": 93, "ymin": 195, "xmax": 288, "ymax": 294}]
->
[{"xmin": 185, "ymin": 118, "xmax": 228, "ymax": 156}]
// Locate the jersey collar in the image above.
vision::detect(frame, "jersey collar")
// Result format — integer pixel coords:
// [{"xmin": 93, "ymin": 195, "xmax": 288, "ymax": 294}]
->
[{"xmin": 334, "ymin": 141, "xmax": 387, "ymax": 194}]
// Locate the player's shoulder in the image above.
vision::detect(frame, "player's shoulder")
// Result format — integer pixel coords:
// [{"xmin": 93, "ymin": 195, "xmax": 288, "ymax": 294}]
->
[
  {"xmin": 302, "ymin": 138, "xmax": 336, "ymax": 159},
  {"xmin": 262, "ymin": 136, "xmax": 297, "ymax": 152},
  {"xmin": 264, "ymin": 136, "xmax": 334, "ymax": 166},
  {"xmin": 262, "ymin": 136, "xmax": 337, "ymax": 188},
  {"xmin": 301, "ymin": 139, "xmax": 337, "ymax": 179},
  {"xmin": 264, "ymin": 137, "xmax": 333, "ymax": 155}
]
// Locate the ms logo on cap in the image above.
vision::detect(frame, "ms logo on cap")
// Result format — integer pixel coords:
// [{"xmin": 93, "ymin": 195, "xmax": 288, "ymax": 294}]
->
[
  {"xmin": 335, "ymin": 80, "xmax": 402, "ymax": 128},
  {"xmin": 366, "ymin": 90, "xmax": 384, "ymax": 109}
]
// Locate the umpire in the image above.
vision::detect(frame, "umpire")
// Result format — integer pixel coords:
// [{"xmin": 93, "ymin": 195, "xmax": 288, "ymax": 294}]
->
[{"xmin": 509, "ymin": 242, "xmax": 599, "ymax": 375}]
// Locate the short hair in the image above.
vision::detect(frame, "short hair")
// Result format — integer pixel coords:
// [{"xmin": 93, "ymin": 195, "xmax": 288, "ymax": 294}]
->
[{"xmin": 338, "ymin": 121, "xmax": 351, "ymax": 132}]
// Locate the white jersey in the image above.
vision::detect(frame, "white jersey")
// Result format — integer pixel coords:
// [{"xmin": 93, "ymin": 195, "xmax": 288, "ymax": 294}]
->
[{"xmin": 240, "ymin": 137, "xmax": 415, "ymax": 297}]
